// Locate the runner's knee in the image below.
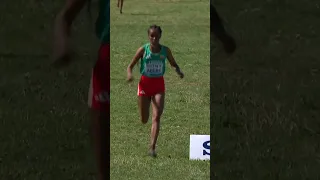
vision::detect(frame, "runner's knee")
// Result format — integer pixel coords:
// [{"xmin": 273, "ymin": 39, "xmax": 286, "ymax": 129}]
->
[
  {"xmin": 141, "ymin": 113, "xmax": 149, "ymax": 124},
  {"xmin": 152, "ymin": 110, "xmax": 163, "ymax": 122}
]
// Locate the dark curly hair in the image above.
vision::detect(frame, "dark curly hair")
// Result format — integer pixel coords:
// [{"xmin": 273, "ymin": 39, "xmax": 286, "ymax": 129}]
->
[{"xmin": 148, "ymin": 25, "xmax": 162, "ymax": 35}]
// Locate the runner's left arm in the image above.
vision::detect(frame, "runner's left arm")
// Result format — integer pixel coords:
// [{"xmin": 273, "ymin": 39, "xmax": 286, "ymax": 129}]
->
[{"xmin": 167, "ymin": 48, "xmax": 184, "ymax": 78}]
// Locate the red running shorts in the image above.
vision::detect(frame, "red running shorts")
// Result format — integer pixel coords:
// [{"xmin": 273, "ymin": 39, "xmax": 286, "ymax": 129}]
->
[
  {"xmin": 88, "ymin": 44, "xmax": 110, "ymax": 111},
  {"xmin": 137, "ymin": 75, "xmax": 165, "ymax": 96}
]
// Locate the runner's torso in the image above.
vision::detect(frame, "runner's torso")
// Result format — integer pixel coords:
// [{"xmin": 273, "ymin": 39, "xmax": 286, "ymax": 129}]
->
[
  {"xmin": 95, "ymin": 0, "xmax": 110, "ymax": 44},
  {"xmin": 140, "ymin": 43, "xmax": 168, "ymax": 77}
]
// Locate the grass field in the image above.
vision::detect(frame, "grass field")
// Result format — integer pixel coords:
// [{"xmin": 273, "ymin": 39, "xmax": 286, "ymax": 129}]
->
[
  {"xmin": 110, "ymin": 0, "xmax": 210, "ymax": 179},
  {"xmin": 0, "ymin": 0, "xmax": 210, "ymax": 179},
  {"xmin": 212, "ymin": 0, "xmax": 320, "ymax": 179}
]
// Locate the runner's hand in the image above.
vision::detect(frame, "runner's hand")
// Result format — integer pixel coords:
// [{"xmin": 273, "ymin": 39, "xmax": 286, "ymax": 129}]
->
[
  {"xmin": 52, "ymin": 51, "xmax": 72, "ymax": 68},
  {"xmin": 178, "ymin": 71, "xmax": 184, "ymax": 79},
  {"xmin": 127, "ymin": 73, "xmax": 134, "ymax": 82},
  {"xmin": 222, "ymin": 35, "xmax": 236, "ymax": 54},
  {"xmin": 52, "ymin": 33, "xmax": 73, "ymax": 68}
]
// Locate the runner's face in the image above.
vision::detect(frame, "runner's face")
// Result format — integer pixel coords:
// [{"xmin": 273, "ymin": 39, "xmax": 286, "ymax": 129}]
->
[{"xmin": 148, "ymin": 29, "xmax": 161, "ymax": 45}]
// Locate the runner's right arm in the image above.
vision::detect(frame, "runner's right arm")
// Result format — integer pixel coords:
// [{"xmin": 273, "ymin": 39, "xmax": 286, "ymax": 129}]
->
[
  {"xmin": 53, "ymin": 0, "xmax": 88, "ymax": 67},
  {"xmin": 211, "ymin": 5, "xmax": 226, "ymax": 41},
  {"xmin": 127, "ymin": 47, "xmax": 144, "ymax": 81},
  {"xmin": 211, "ymin": 4, "xmax": 236, "ymax": 54},
  {"xmin": 127, "ymin": 47, "xmax": 144, "ymax": 72}
]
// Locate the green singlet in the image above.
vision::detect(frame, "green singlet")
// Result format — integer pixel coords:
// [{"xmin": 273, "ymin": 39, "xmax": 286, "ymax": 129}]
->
[
  {"xmin": 140, "ymin": 43, "xmax": 168, "ymax": 77},
  {"xmin": 95, "ymin": 0, "xmax": 110, "ymax": 44}
]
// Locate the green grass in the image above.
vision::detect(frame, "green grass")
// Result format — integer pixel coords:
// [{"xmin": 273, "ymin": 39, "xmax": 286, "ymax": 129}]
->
[
  {"xmin": 110, "ymin": 0, "xmax": 210, "ymax": 179},
  {"xmin": 212, "ymin": 0, "xmax": 320, "ymax": 179},
  {"xmin": 0, "ymin": 0, "xmax": 210, "ymax": 179}
]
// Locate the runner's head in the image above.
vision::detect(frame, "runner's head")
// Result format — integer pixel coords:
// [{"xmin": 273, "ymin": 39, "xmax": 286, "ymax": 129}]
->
[{"xmin": 148, "ymin": 25, "xmax": 162, "ymax": 46}]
